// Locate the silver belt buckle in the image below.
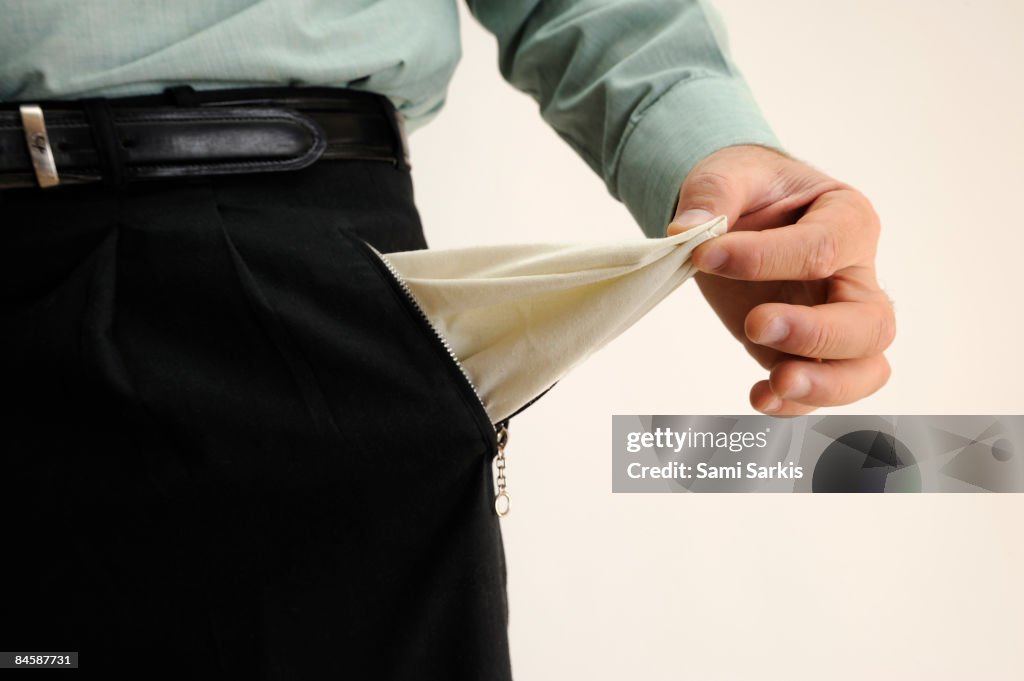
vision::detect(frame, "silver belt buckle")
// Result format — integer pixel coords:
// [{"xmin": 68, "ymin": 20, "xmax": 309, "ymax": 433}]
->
[{"xmin": 19, "ymin": 104, "xmax": 60, "ymax": 188}]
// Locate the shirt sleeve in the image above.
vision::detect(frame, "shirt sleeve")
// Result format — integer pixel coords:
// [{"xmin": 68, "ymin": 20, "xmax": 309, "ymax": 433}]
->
[{"xmin": 465, "ymin": 0, "xmax": 783, "ymax": 237}]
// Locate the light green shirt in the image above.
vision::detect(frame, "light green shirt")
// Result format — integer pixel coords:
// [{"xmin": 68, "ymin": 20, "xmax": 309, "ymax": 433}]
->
[{"xmin": 0, "ymin": 0, "xmax": 780, "ymax": 237}]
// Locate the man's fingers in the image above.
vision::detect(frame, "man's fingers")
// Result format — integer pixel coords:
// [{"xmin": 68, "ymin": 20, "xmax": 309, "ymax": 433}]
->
[
  {"xmin": 750, "ymin": 355, "xmax": 892, "ymax": 414},
  {"xmin": 745, "ymin": 300, "xmax": 896, "ymax": 360},
  {"xmin": 691, "ymin": 189, "xmax": 878, "ymax": 280},
  {"xmin": 749, "ymin": 381, "xmax": 817, "ymax": 416}
]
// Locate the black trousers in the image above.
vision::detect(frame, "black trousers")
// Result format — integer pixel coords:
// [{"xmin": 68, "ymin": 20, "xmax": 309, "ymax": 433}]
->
[{"xmin": 0, "ymin": 160, "xmax": 512, "ymax": 679}]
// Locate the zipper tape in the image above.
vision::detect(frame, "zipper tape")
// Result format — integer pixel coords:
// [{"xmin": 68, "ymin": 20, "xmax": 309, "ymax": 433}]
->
[{"xmin": 360, "ymin": 238, "xmax": 513, "ymax": 517}]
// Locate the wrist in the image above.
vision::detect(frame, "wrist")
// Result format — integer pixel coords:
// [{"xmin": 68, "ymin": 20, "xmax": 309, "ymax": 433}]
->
[{"xmin": 614, "ymin": 78, "xmax": 782, "ymax": 238}]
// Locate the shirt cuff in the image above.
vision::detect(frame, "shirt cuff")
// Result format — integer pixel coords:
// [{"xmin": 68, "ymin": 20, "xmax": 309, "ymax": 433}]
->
[{"xmin": 614, "ymin": 75, "xmax": 783, "ymax": 238}]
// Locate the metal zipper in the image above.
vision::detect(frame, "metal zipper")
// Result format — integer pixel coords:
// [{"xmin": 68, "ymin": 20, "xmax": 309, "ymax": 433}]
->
[
  {"xmin": 493, "ymin": 422, "xmax": 510, "ymax": 517},
  {"xmin": 362, "ymin": 240, "xmax": 513, "ymax": 517}
]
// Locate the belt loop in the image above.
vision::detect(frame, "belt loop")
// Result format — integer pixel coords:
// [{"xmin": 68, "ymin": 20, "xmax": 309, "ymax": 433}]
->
[
  {"xmin": 377, "ymin": 96, "xmax": 410, "ymax": 171},
  {"xmin": 164, "ymin": 85, "xmax": 201, "ymax": 107},
  {"xmin": 82, "ymin": 98, "xmax": 128, "ymax": 187}
]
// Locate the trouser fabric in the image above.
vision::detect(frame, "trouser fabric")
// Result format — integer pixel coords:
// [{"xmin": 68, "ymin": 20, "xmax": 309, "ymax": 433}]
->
[{"xmin": 0, "ymin": 160, "xmax": 511, "ymax": 679}]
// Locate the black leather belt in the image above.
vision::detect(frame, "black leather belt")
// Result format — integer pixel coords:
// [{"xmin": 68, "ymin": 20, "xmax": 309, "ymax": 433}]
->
[{"xmin": 0, "ymin": 85, "xmax": 409, "ymax": 190}]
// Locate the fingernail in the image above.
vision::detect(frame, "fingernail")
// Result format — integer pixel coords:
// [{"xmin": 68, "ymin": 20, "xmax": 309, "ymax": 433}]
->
[
  {"xmin": 673, "ymin": 209, "xmax": 715, "ymax": 228},
  {"xmin": 761, "ymin": 395, "xmax": 782, "ymax": 413},
  {"xmin": 783, "ymin": 373, "xmax": 811, "ymax": 400},
  {"xmin": 758, "ymin": 318, "xmax": 789, "ymax": 345},
  {"xmin": 695, "ymin": 245, "xmax": 728, "ymax": 271}
]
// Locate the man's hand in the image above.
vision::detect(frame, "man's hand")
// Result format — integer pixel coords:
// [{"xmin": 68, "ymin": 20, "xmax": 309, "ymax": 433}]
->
[{"xmin": 667, "ymin": 145, "xmax": 894, "ymax": 415}]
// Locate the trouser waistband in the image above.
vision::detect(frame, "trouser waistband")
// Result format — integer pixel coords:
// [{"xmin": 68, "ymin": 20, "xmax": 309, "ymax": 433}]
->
[{"xmin": 0, "ymin": 85, "xmax": 409, "ymax": 190}]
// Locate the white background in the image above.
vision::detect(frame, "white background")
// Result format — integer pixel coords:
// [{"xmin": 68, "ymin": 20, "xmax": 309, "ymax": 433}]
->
[{"xmin": 409, "ymin": 2, "xmax": 1024, "ymax": 679}]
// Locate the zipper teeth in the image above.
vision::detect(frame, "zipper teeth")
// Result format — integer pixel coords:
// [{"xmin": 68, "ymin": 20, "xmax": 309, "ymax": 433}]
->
[{"xmin": 369, "ymin": 245, "xmax": 490, "ymax": 417}]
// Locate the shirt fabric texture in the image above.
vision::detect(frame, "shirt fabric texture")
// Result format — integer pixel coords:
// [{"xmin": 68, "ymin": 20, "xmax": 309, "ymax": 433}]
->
[{"xmin": 0, "ymin": 0, "xmax": 781, "ymax": 237}]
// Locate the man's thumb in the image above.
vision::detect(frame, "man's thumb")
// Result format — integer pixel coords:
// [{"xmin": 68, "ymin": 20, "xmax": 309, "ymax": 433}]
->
[
  {"xmin": 666, "ymin": 168, "xmax": 747, "ymax": 236},
  {"xmin": 667, "ymin": 209, "xmax": 716, "ymax": 235}
]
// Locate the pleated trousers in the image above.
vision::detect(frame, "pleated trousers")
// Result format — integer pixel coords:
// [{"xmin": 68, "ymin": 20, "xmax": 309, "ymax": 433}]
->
[{"xmin": 0, "ymin": 160, "xmax": 511, "ymax": 680}]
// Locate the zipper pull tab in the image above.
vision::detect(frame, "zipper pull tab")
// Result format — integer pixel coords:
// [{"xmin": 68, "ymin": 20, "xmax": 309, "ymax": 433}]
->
[{"xmin": 494, "ymin": 423, "xmax": 511, "ymax": 517}]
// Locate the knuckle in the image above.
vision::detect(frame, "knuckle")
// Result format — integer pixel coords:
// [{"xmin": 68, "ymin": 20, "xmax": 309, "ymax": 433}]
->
[
  {"xmin": 872, "ymin": 310, "xmax": 897, "ymax": 352},
  {"xmin": 744, "ymin": 245, "xmax": 771, "ymax": 280},
  {"xmin": 804, "ymin": 232, "xmax": 838, "ymax": 279},
  {"xmin": 832, "ymin": 376, "xmax": 856, "ymax": 405},
  {"xmin": 805, "ymin": 322, "xmax": 838, "ymax": 358},
  {"xmin": 844, "ymin": 188, "xmax": 881, "ymax": 237},
  {"xmin": 857, "ymin": 198, "xmax": 881, "ymax": 241},
  {"xmin": 850, "ymin": 187, "xmax": 878, "ymax": 215},
  {"xmin": 865, "ymin": 201, "xmax": 881, "ymax": 234},
  {"xmin": 878, "ymin": 357, "xmax": 892, "ymax": 386},
  {"xmin": 682, "ymin": 171, "xmax": 734, "ymax": 208},
  {"xmin": 776, "ymin": 167, "xmax": 839, "ymax": 205},
  {"xmin": 856, "ymin": 358, "xmax": 891, "ymax": 402}
]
